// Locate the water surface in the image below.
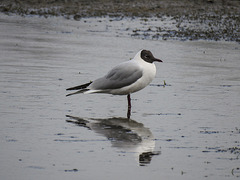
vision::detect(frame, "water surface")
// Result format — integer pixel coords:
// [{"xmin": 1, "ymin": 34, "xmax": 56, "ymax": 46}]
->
[{"xmin": 0, "ymin": 14, "xmax": 240, "ymax": 180}]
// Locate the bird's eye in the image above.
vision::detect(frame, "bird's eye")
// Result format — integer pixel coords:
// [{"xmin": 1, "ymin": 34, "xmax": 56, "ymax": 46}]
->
[{"xmin": 145, "ymin": 55, "xmax": 149, "ymax": 58}]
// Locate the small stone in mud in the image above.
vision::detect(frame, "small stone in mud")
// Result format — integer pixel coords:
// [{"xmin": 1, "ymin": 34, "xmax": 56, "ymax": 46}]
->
[
  {"xmin": 73, "ymin": 14, "xmax": 81, "ymax": 21},
  {"xmin": 65, "ymin": 168, "xmax": 78, "ymax": 172},
  {"xmin": 56, "ymin": 133, "xmax": 64, "ymax": 136}
]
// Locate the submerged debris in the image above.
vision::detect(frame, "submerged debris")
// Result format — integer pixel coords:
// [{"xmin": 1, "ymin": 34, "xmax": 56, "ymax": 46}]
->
[{"xmin": 204, "ymin": 146, "xmax": 240, "ymax": 160}]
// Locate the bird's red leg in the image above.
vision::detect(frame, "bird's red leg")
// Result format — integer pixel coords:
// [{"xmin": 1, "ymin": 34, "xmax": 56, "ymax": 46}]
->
[{"xmin": 127, "ymin": 94, "xmax": 131, "ymax": 119}]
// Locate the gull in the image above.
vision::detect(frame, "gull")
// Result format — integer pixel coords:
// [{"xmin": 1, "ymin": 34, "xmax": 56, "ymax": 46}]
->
[{"xmin": 66, "ymin": 49, "xmax": 163, "ymax": 118}]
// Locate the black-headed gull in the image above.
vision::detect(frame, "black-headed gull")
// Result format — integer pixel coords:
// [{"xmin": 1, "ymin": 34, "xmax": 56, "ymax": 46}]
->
[{"xmin": 66, "ymin": 49, "xmax": 162, "ymax": 118}]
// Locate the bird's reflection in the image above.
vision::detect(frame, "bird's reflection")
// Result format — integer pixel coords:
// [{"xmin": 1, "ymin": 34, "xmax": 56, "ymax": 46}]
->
[{"xmin": 66, "ymin": 115, "xmax": 160, "ymax": 166}]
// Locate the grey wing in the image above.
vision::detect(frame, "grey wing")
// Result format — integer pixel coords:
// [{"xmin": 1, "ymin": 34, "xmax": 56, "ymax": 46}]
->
[{"xmin": 90, "ymin": 62, "xmax": 143, "ymax": 90}]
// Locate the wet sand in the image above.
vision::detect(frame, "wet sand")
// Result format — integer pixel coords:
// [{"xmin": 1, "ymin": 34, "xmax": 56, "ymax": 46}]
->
[
  {"xmin": 0, "ymin": 13, "xmax": 240, "ymax": 179},
  {"xmin": 0, "ymin": 0, "xmax": 239, "ymax": 42}
]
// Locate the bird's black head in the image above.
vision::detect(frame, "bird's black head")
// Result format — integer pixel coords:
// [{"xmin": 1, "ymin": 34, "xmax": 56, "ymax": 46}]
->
[{"xmin": 141, "ymin": 50, "xmax": 163, "ymax": 63}]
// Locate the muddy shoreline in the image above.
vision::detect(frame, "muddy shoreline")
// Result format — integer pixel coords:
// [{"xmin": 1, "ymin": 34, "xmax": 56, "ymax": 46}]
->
[{"xmin": 0, "ymin": 0, "xmax": 239, "ymax": 42}]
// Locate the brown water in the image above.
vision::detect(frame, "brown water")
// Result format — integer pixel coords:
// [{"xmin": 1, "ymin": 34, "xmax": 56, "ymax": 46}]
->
[{"xmin": 0, "ymin": 14, "xmax": 240, "ymax": 179}]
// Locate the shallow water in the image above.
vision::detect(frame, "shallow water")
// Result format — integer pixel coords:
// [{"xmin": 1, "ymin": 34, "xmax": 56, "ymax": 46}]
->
[{"xmin": 0, "ymin": 14, "xmax": 240, "ymax": 180}]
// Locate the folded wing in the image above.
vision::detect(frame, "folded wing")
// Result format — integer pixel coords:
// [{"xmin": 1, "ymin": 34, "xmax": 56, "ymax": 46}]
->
[{"xmin": 90, "ymin": 62, "xmax": 143, "ymax": 90}]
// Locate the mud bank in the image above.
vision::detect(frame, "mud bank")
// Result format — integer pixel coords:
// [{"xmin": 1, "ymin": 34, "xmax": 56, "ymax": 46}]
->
[{"xmin": 0, "ymin": 0, "xmax": 239, "ymax": 42}]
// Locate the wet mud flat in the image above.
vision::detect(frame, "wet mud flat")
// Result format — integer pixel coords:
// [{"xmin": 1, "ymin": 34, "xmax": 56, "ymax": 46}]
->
[
  {"xmin": 0, "ymin": 11, "xmax": 240, "ymax": 180},
  {"xmin": 0, "ymin": 0, "xmax": 240, "ymax": 42}
]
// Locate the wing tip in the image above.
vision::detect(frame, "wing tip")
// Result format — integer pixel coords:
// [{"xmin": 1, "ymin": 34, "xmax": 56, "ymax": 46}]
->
[
  {"xmin": 66, "ymin": 89, "xmax": 89, "ymax": 97},
  {"xmin": 66, "ymin": 81, "xmax": 93, "ymax": 91}
]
